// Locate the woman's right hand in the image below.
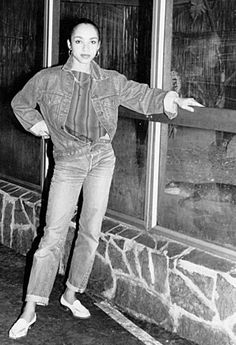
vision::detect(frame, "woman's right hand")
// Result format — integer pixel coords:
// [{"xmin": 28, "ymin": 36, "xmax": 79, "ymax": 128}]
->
[{"xmin": 30, "ymin": 120, "xmax": 50, "ymax": 138}]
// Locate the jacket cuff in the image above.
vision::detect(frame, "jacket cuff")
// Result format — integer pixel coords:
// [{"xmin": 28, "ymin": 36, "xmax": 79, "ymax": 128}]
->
[{"xmin": 163, "ymin": 91, "xmax": 179, "ymax": 119}]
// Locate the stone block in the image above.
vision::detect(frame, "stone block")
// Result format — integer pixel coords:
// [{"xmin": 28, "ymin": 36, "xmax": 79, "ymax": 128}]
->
[
  {"xmin": 107, "ymin": 225, "xmax": 126, "ymax": 235},
  {"xmin": 22, "ymin": 192, "xmax": 41, "ymax": 204},
  {"xmin": 101, "ymin": 218, "xmax": 120, "ymax": 233},
  {"xmin": 8, "ymin": 187, "xmax": 29, "ymax": 198},
  {"xmin": 113, "ymin": 238, "xmax": 125, "ymax": 250},
  {"xmin": 114, "ymin": 278, "xmax": 173, "ymax": 331},
  {"xmin": 88, "ymin": 255, "xmax": 114, "ymax": 294},
  {"xmin": 14, "ymin": 199, "xmax": 30, "ymax": 226},
  {"xmin": 97, "ymin": 237, "xmax": 107, "ymax": 257},
  {"xmin": 152, "ymin": 252, "xmax": 167, "ymax": 294},
  {"xmin": 12, "ymin": 227, "xmax": 35, "ymax": 255},
  {"xmin": 108, "ymin": 242, "xmax": 129, "ymax": 274},
  {"xmin": 169, "ymin": 272, "xmax": 215, "ymax": 320},
  {"xmin": 166, "ymin": 241, "xmax": 188, "ymax": 257},
  {"xmin": 0, "ymin": 193, "xmax": 3, "ymax": 221},
  {"xmin": 3, "ymin": 201, "xmax": 13, "ymax": 247},
  {"xmin": 215, "ymin": 274, "xmax": 236, "ymax": 320},
  {"xmin": 178, "ymin": 315, "xmax": 233, "ymax": 345},
  {"xmin": 135, "ymin": 233, "xmax": 156, "ymax": 249},
  {"xmin": 177, "ymin": 267, "xmax": 214, "ymax": 300},
  {"xmin": 1, "ymin": 183, "xmax": 19, "ymax": 193},
  {"xmin": 183, "ymin": 250, "xmax": 236, "ymax": 272},
  {"xmin": 35, "ymin": 203, "xmax": 42, "ymax": 221},
  {"xmin": 0, "ymin": 181, "xmax": 8, "ymax": 189},
  {"xmin": 22, "ymin": 201, "xmax": 35, "ymax": 225},
  {"xmin": 155, "ymin": 240, "xmax": 168, "ymax": 251},
  {"xmin": 138, "ymin": 247, "xmax": 152, "ymax": 286},
  {"xmin": 118, "ymin": 228, "xmax": 141, "ymax": 240},
  {"xmin": 126, "ymin": 248, "xmax": 139, "ymax": 277}
]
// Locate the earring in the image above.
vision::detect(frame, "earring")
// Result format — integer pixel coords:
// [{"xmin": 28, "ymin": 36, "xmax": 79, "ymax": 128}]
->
[
  {"xmin": 68, "ymin": 48, "xmax": 72, "ymax": 56},
  {"xmin": 95, "ymin": 50, "xmax": 100, "ymax": 58}
]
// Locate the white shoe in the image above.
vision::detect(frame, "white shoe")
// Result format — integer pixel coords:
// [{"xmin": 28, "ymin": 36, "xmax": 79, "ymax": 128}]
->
[
  {"xmin": 9, "ymin": 314, "xmax": 36, "ymax": 339},
  {"xmin": 60, "ymin": 295, "xmax": 91, "ymax": 319}
]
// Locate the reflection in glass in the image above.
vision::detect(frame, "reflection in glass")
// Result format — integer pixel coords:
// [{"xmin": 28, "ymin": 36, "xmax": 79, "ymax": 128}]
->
[
  {"xmin": 159, "ymin": 0, "xmax": 236, "ymax": 249},
  {"xmin": 171, "ymin": 0, "xmax": 236, "ymax": 109},
  {"xmin": 109, "ymin": 118, "xmax": 148, "ymax": 219}
]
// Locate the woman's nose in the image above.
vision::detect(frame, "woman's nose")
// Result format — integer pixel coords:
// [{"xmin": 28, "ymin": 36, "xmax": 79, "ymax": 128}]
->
[{"xmin": 82, "ymin": 43, "xmax": 89, "ymax": 51}]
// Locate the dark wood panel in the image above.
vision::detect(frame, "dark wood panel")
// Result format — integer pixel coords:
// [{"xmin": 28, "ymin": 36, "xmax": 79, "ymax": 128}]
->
[
  {"xmin": 119, "ymin": 106, "xmax": 236, "ymax": 134},
  {"xmin": 60, "ymin": 1, "xmax": 152, "ymax": 81},
  {"xmin": 61, "ymin": 0, "xmax": 151, "ymax": 6},
  {"xmin": 151, "ymin": 107, "xmax": 236, "ymax": 133},
  {"xmin": 0, "ymin": 0, "xmax": 44, "ymax": 189}
]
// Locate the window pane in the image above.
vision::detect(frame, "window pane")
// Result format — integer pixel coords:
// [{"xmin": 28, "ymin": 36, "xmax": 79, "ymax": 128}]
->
[
  {"xmin": 159, "ymin": 0, "xmax": 236, "ymax": 249},
  {"xmin": 60, "ymin": 1, "xmax": 153, "ymax": 219},
  {"xmin": 171, "ymin": 0, "xmax": 236, "ymax": 109},
  {"xmin": 0, "ymin": 0, "xmax": 44, "ymax": 189},
  {"xmin": 109, "ymin": 117, "xmax": 148, "ymax": 219},
  {"xmin": 160, "ymin": 126, "xmax": 236, "ymax": 249}
]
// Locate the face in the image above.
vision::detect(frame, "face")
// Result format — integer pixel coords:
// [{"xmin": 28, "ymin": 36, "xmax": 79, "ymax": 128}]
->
[{"xmin": 67, "ymin": 23, "xmax": 100, "ymax": 66}]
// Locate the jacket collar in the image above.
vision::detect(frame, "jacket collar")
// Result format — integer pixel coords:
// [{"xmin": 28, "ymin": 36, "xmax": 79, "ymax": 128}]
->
[{"xmin": 62, "ymin": 56, "xmax": 108, "ymax": 81}]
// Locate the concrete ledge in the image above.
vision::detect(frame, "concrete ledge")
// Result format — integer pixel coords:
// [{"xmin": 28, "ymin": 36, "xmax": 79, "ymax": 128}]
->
[{"xmin": 1, "ymin": 179, "xmax": 236, "ymax": 345}]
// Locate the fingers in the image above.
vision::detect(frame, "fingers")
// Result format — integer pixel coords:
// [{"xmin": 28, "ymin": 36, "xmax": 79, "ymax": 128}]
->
[
  {"xmin": 188, "ymin": 98, "xmax": 204, "ymax": 107},
  {"xmin": 30, "ymin": 121, "xmax": 50, "ymax": 137},
  {"xmin": 178, "ymin": 98, "xmax": 204, "ymax": 112},
  {"xmin": 40, "ymin": 130, "xmax": 50, "ymax": 138},
  {"xmin": 182, "ymin": 105, "xmax": 194, "ymax": 112}
]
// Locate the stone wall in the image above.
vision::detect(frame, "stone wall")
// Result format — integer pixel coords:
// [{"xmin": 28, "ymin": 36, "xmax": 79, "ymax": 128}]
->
[
  {"xmin": 0, "ymin": 180, "xmax": 41, "ymax": 254},
  {"xmin": 1, "ymin": 179, "xmax": 236, "ymax": 345}
]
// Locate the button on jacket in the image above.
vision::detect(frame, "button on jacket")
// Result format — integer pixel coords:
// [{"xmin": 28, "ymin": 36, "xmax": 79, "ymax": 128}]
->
[{"xmin": 11, "ymin": 55, "xmax": 175, "ymax": 159}]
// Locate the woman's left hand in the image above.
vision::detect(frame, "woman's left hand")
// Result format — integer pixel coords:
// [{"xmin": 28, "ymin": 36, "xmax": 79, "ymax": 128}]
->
[{"xmin": 175, "ymin": 97, "xmax": 204, "ymax": 112}]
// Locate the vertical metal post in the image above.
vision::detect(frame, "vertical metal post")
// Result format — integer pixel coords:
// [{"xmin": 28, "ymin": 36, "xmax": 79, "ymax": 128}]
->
[
  {"xmin": 40, "ymin": 0, "xmax": 52, "ymax": 190},
  {"xmin": 144, "ymin": 0, "xmax": 167, "ymax": 230},
  {"xmin": 43, "ymin": 0, "xmax": 54, "ymax": 68},
  {"xmin": 41, "ymin": 0, "xmax": 60, "ymax": 190}
]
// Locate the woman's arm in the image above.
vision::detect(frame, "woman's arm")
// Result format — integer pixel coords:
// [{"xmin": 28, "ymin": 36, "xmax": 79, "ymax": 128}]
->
[
  {"xmin": 11, "ymin": 72, "xmax": 45, "ymax": 132},
  {"xmin": 118, "ymin": 74, "xmax": 203, "ymax": 118}
]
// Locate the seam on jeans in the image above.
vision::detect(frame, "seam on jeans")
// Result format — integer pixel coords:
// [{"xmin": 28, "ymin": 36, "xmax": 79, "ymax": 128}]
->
[{"xmin": 77, "ymin": 259, "xmax": 94, "ymax": 292}]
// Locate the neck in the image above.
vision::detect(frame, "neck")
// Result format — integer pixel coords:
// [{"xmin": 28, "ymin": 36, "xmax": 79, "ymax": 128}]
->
[{"xmin": 71, "ymin": 53, "xmax": 91, "ymax": 74}]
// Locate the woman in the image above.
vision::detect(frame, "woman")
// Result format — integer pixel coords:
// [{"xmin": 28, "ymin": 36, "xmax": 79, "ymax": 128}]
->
[{"xmin": 9, "ymin": 18, "xmax": 203, "ymax": 339}]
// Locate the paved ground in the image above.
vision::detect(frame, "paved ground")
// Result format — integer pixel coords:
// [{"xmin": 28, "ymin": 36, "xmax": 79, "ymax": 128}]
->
[{"xmin": 0, "ymin": 244, "xmax": 198, "ymax": 345}]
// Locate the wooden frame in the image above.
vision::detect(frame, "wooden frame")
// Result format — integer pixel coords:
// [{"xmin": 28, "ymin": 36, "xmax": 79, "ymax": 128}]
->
[
  {"xmin": 120, "ymin": 107, "xmax": 236, "ymax": 134},
  {"xmin": 61, "ymin": 0, "xmax": 146, "ymax": 5}
]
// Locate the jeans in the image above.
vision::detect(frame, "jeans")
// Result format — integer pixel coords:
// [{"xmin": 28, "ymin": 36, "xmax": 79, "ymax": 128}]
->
[{"xmin": 26, "ymin": 141, "xmax": 115, "ymax": 305}]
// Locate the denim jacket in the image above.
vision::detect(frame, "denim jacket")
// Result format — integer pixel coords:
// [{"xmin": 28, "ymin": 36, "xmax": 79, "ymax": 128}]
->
[{"xmin": 11, "ymin": 56, "xmax": 176, "ymax": 158}]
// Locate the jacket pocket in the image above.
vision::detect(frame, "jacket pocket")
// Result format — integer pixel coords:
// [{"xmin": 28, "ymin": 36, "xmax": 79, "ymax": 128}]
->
[
  {"xmin": 42, "ymin": 92, "xmax": 64, "ymax": 116},
  {"xmin": 102, "ymin": 96, "xmax": 118, "ymax": 110}
]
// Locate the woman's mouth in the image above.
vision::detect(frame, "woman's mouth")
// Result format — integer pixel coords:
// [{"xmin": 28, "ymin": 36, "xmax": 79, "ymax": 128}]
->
[{"xmin": 81, "ymin": 54, "xmax": 91, "ymax": 59}]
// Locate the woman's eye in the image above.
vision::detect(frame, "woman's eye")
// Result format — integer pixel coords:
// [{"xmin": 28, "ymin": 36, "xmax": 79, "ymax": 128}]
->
[
  {"xmin": 91, "ymin": 40, "xmax": 97, "ymax": 44},
  {"xmin": 75, "ymin": 40, "xmax": 82, "ymax": 44}
]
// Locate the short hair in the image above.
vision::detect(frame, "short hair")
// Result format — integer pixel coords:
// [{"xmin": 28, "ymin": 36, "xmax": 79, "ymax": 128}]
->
[{"xmin": 67, "ymin": 18, "xmax": 100, "ymax": 42}]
